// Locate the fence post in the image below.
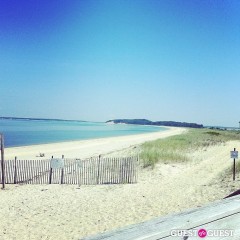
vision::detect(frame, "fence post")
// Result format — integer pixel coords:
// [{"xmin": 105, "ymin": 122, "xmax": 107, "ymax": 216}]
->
[
  {"xmin": 60, "ymin": 155, "xmax": 64, "ymax": 184},
  {"xmin": 97, "ymin": 155, "xmax": 101, "ymax": 184},
  {"xmin": 49, "ymin": 156, "xmax": 53, "ymax": 184},
  {"xmin": 233, "ymin": 148, "xmax": 236, "ymax": 181},
  {"xmin": 14, "ymin": 156, "xmax": 17, "ymax": 184},
  {"xmin": 1, "ymin": 134, "xmax": 5, "ymax": 189}
]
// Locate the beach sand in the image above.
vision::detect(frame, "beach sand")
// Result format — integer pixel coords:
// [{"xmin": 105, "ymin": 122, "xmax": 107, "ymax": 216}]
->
[
  {"xmin": 4, "ymin": 127, "xmax": 186, "ymax": 160},
  {"xmin": 0, "ymin": 128, "xmax": 239, "ymax": 240}
]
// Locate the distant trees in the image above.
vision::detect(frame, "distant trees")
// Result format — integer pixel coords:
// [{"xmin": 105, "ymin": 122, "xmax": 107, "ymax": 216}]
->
[{"xmin": 106, "ymin": 119, "xmax": 203, "ymax": 128}]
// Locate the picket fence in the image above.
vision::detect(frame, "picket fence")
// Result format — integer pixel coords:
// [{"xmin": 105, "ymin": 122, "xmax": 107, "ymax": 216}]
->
[{"xmin": 0, "ymin": 156, "xmax": 138, "ymax": 185}]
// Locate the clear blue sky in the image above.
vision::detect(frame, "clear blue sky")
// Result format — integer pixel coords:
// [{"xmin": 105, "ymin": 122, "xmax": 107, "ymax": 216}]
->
[{"xmin": 0, "ymin": 0, "xmax": 240, "ymax": 127}]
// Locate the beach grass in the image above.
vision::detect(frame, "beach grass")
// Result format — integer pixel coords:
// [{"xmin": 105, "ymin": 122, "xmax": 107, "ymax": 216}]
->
[{"xmin": 140, "ymin": 128, "xmax": 240, "ymax": 168}]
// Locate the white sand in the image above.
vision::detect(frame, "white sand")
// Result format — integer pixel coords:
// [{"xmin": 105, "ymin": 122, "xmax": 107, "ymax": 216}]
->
[
  {"xmin": 4, "ymin": 127, "xmax": 186, "ymax": 160},
  {"xmin": 0, "ymin": 128, "xmax": 239, "ymax": 240}
]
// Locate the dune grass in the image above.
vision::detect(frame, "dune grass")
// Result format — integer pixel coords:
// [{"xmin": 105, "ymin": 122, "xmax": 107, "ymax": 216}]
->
[{"xmin": 140, "ymin": 128, "xmax": 240, "ymax": 168}]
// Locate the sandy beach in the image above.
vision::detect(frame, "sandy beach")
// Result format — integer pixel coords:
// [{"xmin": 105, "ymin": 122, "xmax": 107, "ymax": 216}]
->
[
  {"xmin": 4, "ymin": 127, "xmax": 186, "ymax": 160},
  {"xmin": 0, "ymin": 127, "xmax": 239, "ymax": 240}
]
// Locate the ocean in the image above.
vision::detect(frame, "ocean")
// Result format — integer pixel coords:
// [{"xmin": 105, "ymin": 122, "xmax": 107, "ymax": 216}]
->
[{"xmin": 0, "ymin": 119, "xmax": 166, "ymax": 147}]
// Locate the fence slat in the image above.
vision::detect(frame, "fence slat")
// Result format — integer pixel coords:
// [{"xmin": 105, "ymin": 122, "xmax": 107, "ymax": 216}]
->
[
  {"xmin": 18, "ymin": 160, "xmax": 23, "ymax": 183},
  {"xmin": 35, "ymin": 160, "xmax": 39, "ymax": 184},
  {"xmin": 27, "ymin": 160, "xmax": 31, "ymax": 184},
  {"xmin": 89, "ymin": 158, "xmax": 93, "ymax": 185},
  {"xmin": 39, "ymin": 159, "xmax": 43, "ymax": 184},
  {"xmin": 5, "ymin": 160, "xmax": 9, "ymax": 183}
]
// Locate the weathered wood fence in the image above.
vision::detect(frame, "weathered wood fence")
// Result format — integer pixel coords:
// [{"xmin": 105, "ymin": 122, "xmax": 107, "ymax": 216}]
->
[{"xmin": 0, "ymin": 156, "xmax": 138, "ymax": 185}]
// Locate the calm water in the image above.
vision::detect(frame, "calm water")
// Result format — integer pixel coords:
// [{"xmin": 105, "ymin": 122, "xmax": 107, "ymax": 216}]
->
[{"xmin": 0, "ymin": 119, "xmax": 166, "ymax": 147}]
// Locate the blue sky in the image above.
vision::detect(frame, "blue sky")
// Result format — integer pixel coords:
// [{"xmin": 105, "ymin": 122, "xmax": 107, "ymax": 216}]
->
[{"xmin": 0, "ymin": 0, "xmax": 240, "ymax": 127}]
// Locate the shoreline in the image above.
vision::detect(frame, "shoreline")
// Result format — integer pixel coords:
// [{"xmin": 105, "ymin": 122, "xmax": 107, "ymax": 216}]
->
[
  {"xmin": 5, "ymin": 127, "xmax": 186, "ymax": 160},
  {"xmin": 4, "ymin": 124, "xmax": 166, "ymax": 149},
  {"xmin": 2, "ymin": 119, "xmax": 167, "ymax": 149}
]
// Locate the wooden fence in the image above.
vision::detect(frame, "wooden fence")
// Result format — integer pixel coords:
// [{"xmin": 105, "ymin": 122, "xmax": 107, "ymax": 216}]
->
[{"xmin": 0, "ymin": 156, "xmax": 138, "ymax": 185}]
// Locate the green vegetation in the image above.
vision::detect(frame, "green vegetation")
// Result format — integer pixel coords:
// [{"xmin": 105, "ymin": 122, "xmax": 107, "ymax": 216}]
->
[
  {"xmin": 140, "ymin": 128, "xmax": 240, "ymax": 168},
  {"xmin": 106, "ymin": 119, "xmax": 203, "ymax": 128}
]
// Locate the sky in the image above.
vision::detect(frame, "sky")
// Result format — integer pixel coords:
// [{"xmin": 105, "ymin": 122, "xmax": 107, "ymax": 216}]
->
[{"xmin": 0, "ymin": 0, "xmax": 240, "ymax": 127}]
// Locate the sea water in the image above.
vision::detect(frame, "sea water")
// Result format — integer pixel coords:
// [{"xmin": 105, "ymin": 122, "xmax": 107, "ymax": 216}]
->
[{"xmin": 0, "ymin": 119, "xmax": 166, "ymax": 147}]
